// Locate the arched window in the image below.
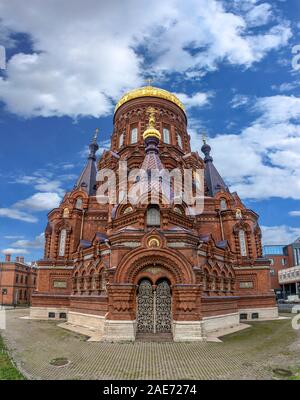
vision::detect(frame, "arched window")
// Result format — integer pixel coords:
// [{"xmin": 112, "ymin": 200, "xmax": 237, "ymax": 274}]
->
[
  {"xmin": 63, "ymin": 208, "xmax": 69, "ymax": 218},
  {"xmin": 146, "ymin": 206, "xmax": 160, "ymax": 227},
  {"xmin": 119, "ymin": 133, "xmax": 124, "ymax": 148},
  {"xmin": 100, "ymin": 270, "xmax": 106, "ymax": 290},
  {"xmin": 193, "ymin": 171, "xmax": 202, "ymax": 190},
  {"xmin": 239, "ymin": 230, "xmax": 247, "ymax": 256},
  {"xmin": 130, "ymin": 127, "xmax": 138, "ymax": 144},
  {"xmin": 90, "ymin": 271, "xmax": 96, "ymax": 290},
  {"xmin": 211, "ymin": 274, "xmax": 216, "ymax": 291},
  {"xmin": 123, "ymin": 206, "xmax": 133, "ymax": 214},
  {"xmin": 163, "ymin": 128, "xmax": 170, "ymax": 144},
  {"xmin": 220, "ymin": 198, "xmax": 227, "ymax": 211},
  {"xmin": 75, "ymin": 197, "xmax": 83, "ymax": 210},
  {"xmin": 177, "ymin": 133, "xmax": 183, "ymax": 149},
  {"xmin": 58, "ymin": 229, "xmax": 67, "ymax": 256},
  {"xmin": 174, "ymin": 206, "xmax": 183, "ymax": 215}
]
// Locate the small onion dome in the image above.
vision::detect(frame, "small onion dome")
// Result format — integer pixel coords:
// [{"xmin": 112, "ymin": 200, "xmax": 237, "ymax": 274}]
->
[{"xmin": 143, "ymin": 107, "xmax": 161, "ymax": 141}]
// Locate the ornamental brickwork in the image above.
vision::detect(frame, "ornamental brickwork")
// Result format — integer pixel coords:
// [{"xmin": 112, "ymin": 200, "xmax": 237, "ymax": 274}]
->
[{"xmin": 31, "ymin": 86, "xmax": 276, "ymax": 340}]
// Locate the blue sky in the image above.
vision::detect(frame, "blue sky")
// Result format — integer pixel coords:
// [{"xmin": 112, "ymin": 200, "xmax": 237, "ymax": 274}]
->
[{"xmin": 0, "ymin": 0, "xmax": 300, "ymax": 262}]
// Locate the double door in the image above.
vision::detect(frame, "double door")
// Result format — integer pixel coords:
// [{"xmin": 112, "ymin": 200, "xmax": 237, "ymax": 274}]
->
[{"xmin": 137, "ymin": 279, "xmax": 171, "ymax": 333}]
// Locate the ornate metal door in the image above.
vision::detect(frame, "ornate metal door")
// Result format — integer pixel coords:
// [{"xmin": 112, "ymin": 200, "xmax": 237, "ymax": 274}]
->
[
  {"xmin": 156, "ymin": 280, "xmax": 172, "ymax": 333},
  {"xmin": 137, "ymin": 280, "xmax": 154, "ymax": 333},
  {"xmin": 137, "ymin": 279, "xmax": 171, "ymax": 334}
]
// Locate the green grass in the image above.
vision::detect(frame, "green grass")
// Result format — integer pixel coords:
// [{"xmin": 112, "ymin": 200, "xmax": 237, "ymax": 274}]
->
[
  {"xmin": 288, "ymin": 367, "xmax": 300, "ymax": 380},
  {"xmin": 0, "ymin": 334, "xmax": 25, "ymax": 380}
]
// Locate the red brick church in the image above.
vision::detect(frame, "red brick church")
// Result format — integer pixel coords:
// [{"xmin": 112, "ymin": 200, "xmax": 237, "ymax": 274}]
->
[{"xmin": 30, "ymin": 85, "xmax": 277, "ymax": 341}]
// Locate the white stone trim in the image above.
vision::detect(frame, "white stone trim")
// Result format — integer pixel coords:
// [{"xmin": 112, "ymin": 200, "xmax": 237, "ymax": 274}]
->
[
  {"xmin": 67, "ymin": 311, "xmax": 105, "ymax": 332},
  {"xmin": 102, "ymin": 319, "xmax": 136, "ymax": 341},
  {"xmin": 29, "ymin": 306, "xmax": 68, "ymax": 320},
  {"xmin": 238, "ymin": 307, "xmax": 278, "ymax": 321},
  {"xmin": 172, "ymin": 320, "xmax": 205, "ymax": 341},
  {"xmin": 202, "ymin": 312, "xmax": 240, "ymax": 333}
]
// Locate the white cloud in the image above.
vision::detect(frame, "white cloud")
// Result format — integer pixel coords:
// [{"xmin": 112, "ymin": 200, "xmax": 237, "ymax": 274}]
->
[
  {"xmin": 191, "ymin": 94, "xmax": 300, "ymax": 200},
  {"xmin": 10, "ymin": 233, "xmax": 45, "ymax": 249},
  {"xmin": 230, "ymin": 94, "xmax": 250, "ymax": 109},
  {"xmin": 61, "ymin": 163, "xmax": 75, "ymax": 170},
  {"xmin": 289, "ymin": 211, "xmax": 300, "ymax": 217},
  {"xmin": 254, "ymin": 95, "xmax": 300, "ymax": 124},
  {"xmin": 1, "ymin": 248, "xmax": 29, "ymax": 255},
  {"xmin": 175, "ymin": 92, "xmax": 211, "ymax": 109},
  {"xmin": 0, "ymin": 208, "xmax": 37, "ymax": 223},
  {"xmin": 272, "ymin": 81, "xmax": 300, "ymax": 92},
  {"xmin": 13, "ymin": 169, "xmax": 76, "ymax": 196},
  {"xmin": 244, "ymin": 3, "xmax": 273, "ymax": 28},
  {"xmin": 0, "ymin": 0, "xmax": 292, "ymax": 118},
  {"xmin": 261, "ymin": 225, "xmax": 300, "ymax": 245},
  {"xmin": 4, "ymin": 235, "xmax": 24, "ymax": 239},
  {"xmin": 14, "ymin": 192, "xmax": 61, "ymax": 211}
]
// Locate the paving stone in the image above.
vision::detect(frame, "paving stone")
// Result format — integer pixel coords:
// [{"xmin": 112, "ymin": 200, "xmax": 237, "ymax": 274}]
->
[{"xmin": 1, "ymin": 309, "xmax": 299, "ymax": 380}]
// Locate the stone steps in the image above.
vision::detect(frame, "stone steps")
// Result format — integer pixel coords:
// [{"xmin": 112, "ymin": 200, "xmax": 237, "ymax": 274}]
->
[{"xmin": 135, "ymin": 332, "xmax": 173, "ymax": 342}]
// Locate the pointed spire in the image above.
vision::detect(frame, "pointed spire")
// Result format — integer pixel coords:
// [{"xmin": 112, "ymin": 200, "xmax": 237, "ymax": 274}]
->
[
  {"xmin": 201, "ymin": 132, "xmax": 228, "ymax": 197},
  {"xmin": 88, "ymin": 128, "xmax": 99, "ymax": 161},
  {"xmin": 75, "ymin": 129, "xmax": 99, "ymax": 195}
]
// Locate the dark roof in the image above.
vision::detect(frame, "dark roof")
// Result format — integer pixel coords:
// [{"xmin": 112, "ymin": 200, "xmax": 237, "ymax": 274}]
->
[
  {"xmin": 201, "ymin": 142, "xmax": 228, "ymax": 197},
  {"xmin": 216, "ymin": 240, "xmax": 228, "ymax": 249},
  {"xmin": 79, "ymin": 240, "xmax": 92, "ymax": 249},
  {"xmin": 94, "ymin": 232, "xmax": 109, "ymax": 242},
  {"xmin": 74, "ymin": 138, "xmax": 99, "ymax": 196}
]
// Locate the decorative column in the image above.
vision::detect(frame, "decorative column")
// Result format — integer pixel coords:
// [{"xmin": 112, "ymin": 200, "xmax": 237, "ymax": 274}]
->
[
  {"xmin": 172, "ymin": 284, "xmax": 205, "ymax": 341},
  {"xmin": 103, "ymin": 283, "xmax": 137, "ymax": 341}
]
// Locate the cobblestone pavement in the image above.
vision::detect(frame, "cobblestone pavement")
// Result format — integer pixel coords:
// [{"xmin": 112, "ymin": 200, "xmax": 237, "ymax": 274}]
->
[{"xmin": 1, "ymin": 309, "xmax": 300, "ymax": 380}]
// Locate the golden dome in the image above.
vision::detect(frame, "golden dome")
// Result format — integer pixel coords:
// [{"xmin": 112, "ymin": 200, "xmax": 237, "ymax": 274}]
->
[
  {"xmin": 143, "ymin": 107, "xmax": 161, "ymax": 141},
  {"xmin": 115, "ymin": 85, "xmax": 185, "ymax": 113}
]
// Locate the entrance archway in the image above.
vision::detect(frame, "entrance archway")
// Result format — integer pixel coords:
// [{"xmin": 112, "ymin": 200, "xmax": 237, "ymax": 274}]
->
[{"xmin": 137, "ymin": 279, "xmax": 172, "ymax": 334}]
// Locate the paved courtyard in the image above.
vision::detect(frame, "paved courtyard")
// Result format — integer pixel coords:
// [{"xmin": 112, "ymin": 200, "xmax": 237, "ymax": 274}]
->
[{"xmin": 1, "ymin": 309, "xmax": 300, "ymax": 380}]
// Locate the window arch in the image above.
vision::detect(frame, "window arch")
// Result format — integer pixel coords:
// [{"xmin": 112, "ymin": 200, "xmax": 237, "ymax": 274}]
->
[
  {"xmin": 239, "ymin": 230, "xmax": 247, "ymax": 256},
  {"xmin": 58, "ymin": 229, "xmax": 67, "ymax": 256},
  {"xmin": 146, "ymin": 206, "xmax": 160, "ymax": 227},
  {"xmin": 63, "ymin": 208, "xmax": 69, "ymax": 218},
  {"xmin": 130, "ymin": 127, "xmax": 138, "ymax": 144},
  {"xmin": 123, "ymin": 206, "xmax": 133, "ymax": 215},
  {"xmin": 174, "ymin": 206, "xmax": 183, "ymax": 215},
  {"xmin": 100, "ymin": 270, "xmax": 106, "ymax": 290},
  {"xmin": 177, "ymin": 133, "xmax": 183, "ymax": 149},
  {"xmin": 220, "ymin": 198, "xmax": 227, "ymax": 211},
  {"xmin": 163, "ymin": 128, "xmax": 170, "ymax": 144},
  {"xmin": 75, "ymin": 197, "xmax": 83, "ymax": 210},
  {"xmin": 119, "ymin": 133, "xmax": 124, "ymax": 148}
]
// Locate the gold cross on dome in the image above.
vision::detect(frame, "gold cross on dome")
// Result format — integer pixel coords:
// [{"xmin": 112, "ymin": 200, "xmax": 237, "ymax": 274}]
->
[{"xmin": 145, "ymin": 77, "xmax": 153, "ymax": 86}]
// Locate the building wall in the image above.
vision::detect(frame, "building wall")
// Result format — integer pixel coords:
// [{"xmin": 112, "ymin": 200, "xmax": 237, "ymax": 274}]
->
[
  {"xmin": 30, "ymin": 93, "xmax": 277, "ymax": 340},
  {"xmin": 0, "ymin": 255, "xmax": 37, "ymax": 306}
]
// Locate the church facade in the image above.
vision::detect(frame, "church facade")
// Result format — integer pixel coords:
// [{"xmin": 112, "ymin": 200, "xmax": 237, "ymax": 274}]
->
[{"xmin": 30, "ymin": 86, "xmax": 277, "ymax": 341}]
